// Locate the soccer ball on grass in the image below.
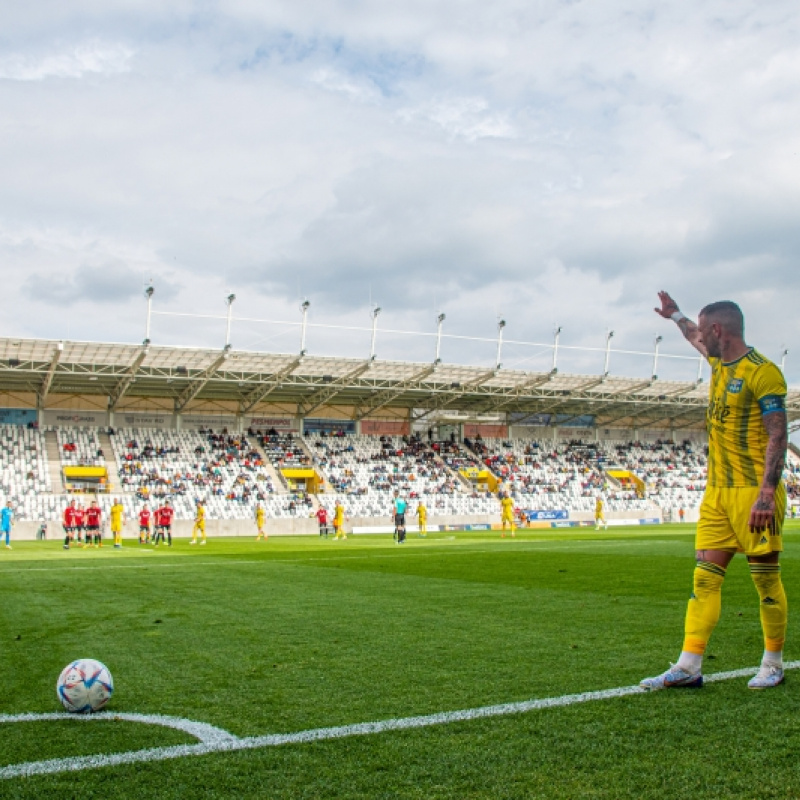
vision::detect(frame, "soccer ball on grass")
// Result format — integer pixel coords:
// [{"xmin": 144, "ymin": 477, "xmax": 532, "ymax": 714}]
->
[{"xmin": 56, "ymin": 659, "xmax": 114, "ymax": 713}]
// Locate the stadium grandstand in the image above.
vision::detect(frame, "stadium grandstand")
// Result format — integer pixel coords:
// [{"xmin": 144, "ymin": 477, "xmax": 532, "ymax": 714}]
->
[{"xmin": 1, "ymin": 334, "xmax": 799, "ymax": 537}]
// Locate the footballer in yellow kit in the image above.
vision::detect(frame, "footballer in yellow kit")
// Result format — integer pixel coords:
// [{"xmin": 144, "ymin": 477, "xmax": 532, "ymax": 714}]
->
[
  {"xmin": 333, "ymin": 501, "xmax": 346, "ymax": 540},
  {"xmin": 110, "ymin": 499, "xmax": 124, "ymax": 548},
  {"xmin": 416, "ymin": 501, "xmax": 427, "ymax": 537},
  {"xmin": 500, "ymin": 493, "xmax": 516, "ymax": 537},
  {"xmin": 594, "ymin": 497, "xmax": 607, "ymax": 530},
  {"xmin": 255, "ymin": 503, "xmax": 267, "ymax": 540},
  {"xmin": 191, "ymin": 500, "xmax": 207, "ymax": 544},
  {"xmin": 641, "ymin": 295, "xmax": 789, "ymax": 692}
]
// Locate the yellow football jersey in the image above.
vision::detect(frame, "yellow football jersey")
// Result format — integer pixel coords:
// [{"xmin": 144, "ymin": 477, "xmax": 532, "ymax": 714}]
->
[
  {"xmin": 595, "ymin": 499, "xmax": 603, "ymax": 513},
  {"xmin": 706, "ymin": 349, "xmax": 786, "ymax": 488},
  {"xmin": 110, "ymin": 504, "xmax": 123, "ymax": 523},
  {"xmin": 196, "ymin": 505, "xmax": 206, "ymax": 521},
  {"xmin": 501, "ymin": 496, "xmax": 514, "ymax": 514}
]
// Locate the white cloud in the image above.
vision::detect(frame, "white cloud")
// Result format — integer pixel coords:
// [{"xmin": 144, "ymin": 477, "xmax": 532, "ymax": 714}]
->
[
  {"xmin": 0, "ymin": 42, "xmax": 133, "ymax": 81},
  {"xmin": 0, "ymin": 1, "xmax": 799, "ymax": 388}
]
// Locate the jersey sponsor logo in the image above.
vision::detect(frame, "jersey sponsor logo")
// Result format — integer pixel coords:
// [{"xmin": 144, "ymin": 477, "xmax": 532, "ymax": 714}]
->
[
  {"xmin": 707, "ymin": 397, "xmax": 731, "ymax": 424},
  {"xmin": 727, "ymin": 378, "xmax": 744, "ymax": 393}
]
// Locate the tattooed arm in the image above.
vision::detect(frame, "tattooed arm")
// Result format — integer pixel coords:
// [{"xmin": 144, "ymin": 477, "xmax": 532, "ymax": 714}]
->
[
  {"xmin": 749, "ymin": 410, "xmax": 788, "ymax": 533},
  {"xmin": 654, "ymin": 290, "xmax": 708, "ymax": 358}
]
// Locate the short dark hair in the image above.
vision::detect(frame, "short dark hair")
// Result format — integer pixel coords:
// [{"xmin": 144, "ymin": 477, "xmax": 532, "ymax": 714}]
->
[{"xmin": 699, "ymin": 300, "xmax": 744, "ymax": 337}]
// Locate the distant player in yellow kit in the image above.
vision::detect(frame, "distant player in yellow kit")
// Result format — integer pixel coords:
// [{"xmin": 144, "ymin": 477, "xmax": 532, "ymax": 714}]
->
[
  {"xmin": 110, "ymin": 498, "xmax": 124, "ymax": 549},
  {"xmin": 595, "ymin": 497, "xmax": 608, "ymax": 530},
  {"xmin": 416, "ymin": 501, "xmax": 427, "ymax": 537},
  {"xmin": 190, "ymin": 499, "xmax": 207, "ymax": 545},
  {"xmin": 255, "ymin": 502, "xmax": 267, "ymax": 540},
  {"xmin": 500, "ymin": 492, "xmax": 516, "ymax": 537},
  {"xmin": 333, "ymin": 501, "xmax": 346, "ymax": 540}
]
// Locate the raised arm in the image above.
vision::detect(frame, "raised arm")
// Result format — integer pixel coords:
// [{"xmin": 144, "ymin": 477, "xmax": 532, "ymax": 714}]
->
[{"xmin": 655, "ymin": 291, "xmax": 708, "ymax": 358}]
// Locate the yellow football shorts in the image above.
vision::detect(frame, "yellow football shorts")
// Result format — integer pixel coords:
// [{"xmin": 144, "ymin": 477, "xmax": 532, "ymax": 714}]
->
[{"xmin": 696, "ymin": 484, "xmax": 785, "ymax": 556}]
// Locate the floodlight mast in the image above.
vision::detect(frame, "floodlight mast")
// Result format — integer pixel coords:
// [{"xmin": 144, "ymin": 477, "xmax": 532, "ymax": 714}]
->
[
  {"xmin": 552, "ymin": 326, "xmax": 562, "ymax": 373},
  {"xmin": 300, "ymin": 300, "xmax": 310, "ymax": 355},
  {"xmin": 603, "ymin": 329, "xmax": 614, "ymax": 376},
  {"xmin": 781, "ymin": 348, "xmax": 789, "ymax": 373},
  {"xmin": 495, "ymin": 319, "xmax": 506, "ymax": 369},
  {"xmin": 144, "ymin": 286, "xmax": 154, "ymax": 344},
  {"xmin": 370, "ymin": 306, "xmax": 381, "ymax": 359},
  {"xmin": 225, "ymin": 293, "xmax": 236, "ymax": 348},
  {"xmin": 435, "ymin": 313, "xmax": 446, "ymax": 363},
  {"xmin": 652, "ymin": 334, "xmax": 663, "ymax": 380}
]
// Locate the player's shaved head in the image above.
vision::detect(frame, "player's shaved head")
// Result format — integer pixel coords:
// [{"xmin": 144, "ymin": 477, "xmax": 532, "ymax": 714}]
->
[{"xmin": 699, "ymin": 300, "xmax": 744, "ymax": 338}]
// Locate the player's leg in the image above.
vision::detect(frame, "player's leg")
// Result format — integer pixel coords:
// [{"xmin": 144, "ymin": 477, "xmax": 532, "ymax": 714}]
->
[
  {"xmin": 63, "ymin": 525, "xmax": 71, "ymax": 550},
  {"xmin": 641, "ymin": 488, "xmax": 735, "ymax": 689},
  {"xmin": 744, "ymin": 484, "xmax": 787, "ymax": 688},
  {"xmin": 166, "ymin": 525, "xmax": 172, "ymax": 546},
  {"xmin": 199, "ymin": 523, "xmax": 206, "ymax": 544}
]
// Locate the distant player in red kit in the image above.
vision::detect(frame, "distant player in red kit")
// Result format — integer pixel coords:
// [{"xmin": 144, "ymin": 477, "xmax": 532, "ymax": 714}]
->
[
  {"xmin": 62, "ymin": 500, "xmax": 76, "ymax": 550},
  {"xmin": 139, "ymin": 505, "xmax": 152, "ymax": 544},
  {"xmin": 73, "ymin": 503, "xmax": 86, "ymax": 544},
  {"xmin": 316, "ymin": 506, "xmax": 329, "ymax": 537},
  {"xmin": 155, "ymin": 501, "xmax": 174, "ymax": 546},
  {"xmin": 84, "ymin": 501, "xmax": 102, "ymax": 548}
]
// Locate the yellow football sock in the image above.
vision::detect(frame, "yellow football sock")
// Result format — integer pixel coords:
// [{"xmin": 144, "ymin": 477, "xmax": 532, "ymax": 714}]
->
[
  {"xmin": 750, "ymin": 563, "xmax": 787, "ymax": 654},
  {"xmin": 682, "ymin": 561, "xmax": 726, "ymax": 656}
]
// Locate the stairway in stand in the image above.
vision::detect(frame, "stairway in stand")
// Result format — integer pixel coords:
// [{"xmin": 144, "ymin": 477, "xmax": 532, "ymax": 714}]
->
[
  {"xmin": 98, "ymin": 432, "xmax": 125, "ymax": 494},
  {"xmin": 44, "ymin": 430, "xmax": 65, "ymax": 493}
]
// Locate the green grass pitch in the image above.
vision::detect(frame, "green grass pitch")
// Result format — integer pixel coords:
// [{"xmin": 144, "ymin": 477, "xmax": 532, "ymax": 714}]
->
[{"xmin": 2, "ymin": 523, "xmax": 800, "ymax": 799}]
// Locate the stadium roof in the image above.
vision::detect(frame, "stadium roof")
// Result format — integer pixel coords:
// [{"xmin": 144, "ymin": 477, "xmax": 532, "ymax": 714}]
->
[{"xmin": 2, "ymin": 336, "xmax": 800, "ymax": 431}]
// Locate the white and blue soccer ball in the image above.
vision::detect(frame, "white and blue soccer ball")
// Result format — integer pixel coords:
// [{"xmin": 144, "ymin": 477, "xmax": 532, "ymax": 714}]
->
[{"xmin": 56, "ymin": 659, "xmax": 114, "ymax": 713}]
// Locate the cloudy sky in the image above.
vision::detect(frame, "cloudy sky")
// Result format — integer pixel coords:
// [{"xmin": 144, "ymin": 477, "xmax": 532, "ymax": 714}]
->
[{"xmin": 2, "ymin": 1, "xmax": 799, "ymax": 383}]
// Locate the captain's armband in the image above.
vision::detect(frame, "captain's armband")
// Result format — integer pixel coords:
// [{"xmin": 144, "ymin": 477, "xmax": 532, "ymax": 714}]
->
[{"xmin": 758, "ymin": 395, "xmax": 785, "ymax": 416}]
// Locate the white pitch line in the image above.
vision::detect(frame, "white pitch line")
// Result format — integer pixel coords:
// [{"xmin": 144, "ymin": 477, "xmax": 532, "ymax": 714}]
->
[
  {"xmin": 0, "ymin": 712, "xmax": 237, "ymax": 746},
  {"xmin": 2, "ymin": 661, "xmax": 797, "ymax": 781}
]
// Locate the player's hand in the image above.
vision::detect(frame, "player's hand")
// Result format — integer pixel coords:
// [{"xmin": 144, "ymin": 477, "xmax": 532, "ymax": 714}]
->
[
  {"xmin": 749, "ymin": 491, "xmax": 776, "ymax": 534},
  {"xmin": 654, "ymin": 291, "xmax": 680, "ymax": 319}
]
